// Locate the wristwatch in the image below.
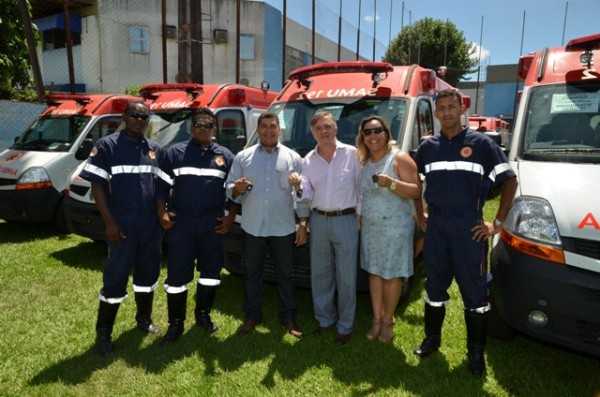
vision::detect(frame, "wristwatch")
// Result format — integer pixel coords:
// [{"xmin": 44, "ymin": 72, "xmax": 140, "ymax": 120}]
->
[
  {"xmin": 389, "ymin": 181, "xmax": 397, "ymax": 192},
  {"xmin": 299, "ymin": 219, "xmax": 308, "ymax": 228}
]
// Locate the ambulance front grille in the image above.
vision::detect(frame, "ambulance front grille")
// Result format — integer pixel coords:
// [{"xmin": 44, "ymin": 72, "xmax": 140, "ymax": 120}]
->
[
  {"xmin": 562, "ymin": 237, "xmax": 600, "ymax": 261},
  {"xmin": 0, "ymin": 178, "xmax": 16, "ymax": 186}
]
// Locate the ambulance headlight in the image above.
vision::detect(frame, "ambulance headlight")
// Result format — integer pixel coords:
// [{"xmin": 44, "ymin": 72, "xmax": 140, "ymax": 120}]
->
[
  {"xmin": 503, "ymin": 196, "xmax": 561, "ymax": 246},
  {"xmin": 18, "ymin": 167, "xmax": 50, "ymax": 184},
  {"xmin": 16, "ymin": 167, "xmax": 53, "ymax": 190}
]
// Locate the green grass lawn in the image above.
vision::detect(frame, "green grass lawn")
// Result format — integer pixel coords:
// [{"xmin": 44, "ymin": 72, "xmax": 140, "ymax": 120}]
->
[{"xmin": 1, "ymin": 200, "xmax": 599, "ymax": 396}]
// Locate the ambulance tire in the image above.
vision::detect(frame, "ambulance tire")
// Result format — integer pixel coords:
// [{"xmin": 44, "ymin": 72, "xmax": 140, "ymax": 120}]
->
[
  {"xmin": 487, "ymin": 296, "xmax": 516, "ymax": 340},
  {"xmin": 53, "ymin": 201, "xmax": 69, "ymax": 234}
]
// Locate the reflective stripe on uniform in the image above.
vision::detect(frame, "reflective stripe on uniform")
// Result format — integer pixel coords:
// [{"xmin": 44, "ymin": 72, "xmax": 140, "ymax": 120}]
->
[
  {"xmin": 173, "ymin": 167, "xmax": 226, "ymax": 179},
  {"xmin": 164, "ymin": 283, "xmax": 188, "ymax": 294},
  {"xmin": 84, "ymin": 163, "xmax": 110, "ymax": 180},
  {"xmin": 132, "ymin": 281, "xmax": 159, "ymax": 293},
  {"xmin": 424, "ymin": 161, "xmax": 484, "ymax": 175},
  {"xmin": 154, "ymin": 168, "xmax": 173, "ymax": 185},
  {"xmin": 424, "ymin": 294, "xmax": 448, "ymax": 307},
  {"xmin": 99, "ymin": 292, "xmax": 127, "ymax": 304},
  {"xmin": 197, "ymin": 278, "xmax": 221, "ymax": 287},
  {"xmin": 111, "ymin": 165, "xmax": 154, "ymax": 175},
  {"xmin": 468, "ymin": 303, "xmax": 491, "ymax": 313},
  {"xmin": 488, "ymin": 162, "xmax": 511, "ymax": 182}
]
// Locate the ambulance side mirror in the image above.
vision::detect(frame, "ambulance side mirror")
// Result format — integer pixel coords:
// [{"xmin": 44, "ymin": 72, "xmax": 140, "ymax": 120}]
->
[
  {"xmin": 14, "ymin": 136, "xmax": 20, "ymax": 144},
  {"xmin": 75, "ymin": 138, "xmax": 94, "ymax": 160}
]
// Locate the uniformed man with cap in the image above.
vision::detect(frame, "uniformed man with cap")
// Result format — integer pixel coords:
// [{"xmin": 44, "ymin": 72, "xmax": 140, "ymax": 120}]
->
[
  {"xmin": 157, "ymin": 107, "xmax": 235, "ymax": 343},
  {"xmin": 413, "ymin": 89, "xmax": 518, "ymax": 376},
  {"xmin": 80, "ymin": 101, "xmax": 166, "ymax": 355}
]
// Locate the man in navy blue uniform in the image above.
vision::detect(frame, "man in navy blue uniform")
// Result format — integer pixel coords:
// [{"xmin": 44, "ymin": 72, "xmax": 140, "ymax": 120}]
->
[
  {"xmin": 80, "ymin": 101, "xmax": 167, "ymax": 356},
  {"xmin": 413, "ymin": 90, "xmax": 518, "ymax": 376},
  {"xmin": 157, "ymin": 107, "xmax": 235, "ymax": 343}
]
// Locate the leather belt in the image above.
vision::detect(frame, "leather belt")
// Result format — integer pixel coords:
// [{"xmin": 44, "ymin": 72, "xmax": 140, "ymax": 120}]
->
[{"xmin": 313, "ymin": 207, "xmax": 356, "ymax": 217}]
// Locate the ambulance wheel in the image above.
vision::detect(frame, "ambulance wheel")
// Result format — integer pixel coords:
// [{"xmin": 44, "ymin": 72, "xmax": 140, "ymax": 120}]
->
[{"xmin": 488, "ymin": 297, "xmax": 516, "ymax": 340}]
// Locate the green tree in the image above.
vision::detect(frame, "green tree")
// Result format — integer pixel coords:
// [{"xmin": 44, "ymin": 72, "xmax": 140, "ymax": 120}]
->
[
  {"xmin": 0, "ymin": 0, "xmax": 37, "ymax": 99},
  {"xmin": 384, "ymin": 18, "xmax": 477, "ymax": 85}
]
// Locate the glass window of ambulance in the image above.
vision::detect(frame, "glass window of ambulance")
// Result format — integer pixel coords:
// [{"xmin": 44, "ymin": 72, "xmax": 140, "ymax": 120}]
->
[
  {"xmin": 520, "ymin": 84, "xmax": 600, "ymax": 163},
  {"xmin": 215, "ymin": 109, "xmax": 246, "ymax": 154},
  {"xmin": 145, "ymin": 110, "xmax": 192, "ymax": 148},
  {"xmin": 412, "ymin": 99, "xmax": 434, "ymax": 149},
  {"xmin": 263, "ymin": 97, "xmax": 408, "ymax": 156},
  {"xmin": 12, "ymin": 115, "xmax": 90, "ymax": 152}
]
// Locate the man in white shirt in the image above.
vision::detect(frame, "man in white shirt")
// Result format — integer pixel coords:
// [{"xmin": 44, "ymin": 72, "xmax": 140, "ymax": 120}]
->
[{"xmin": 290, "ymin": 111, "xmax": 361, "ymax": 344}]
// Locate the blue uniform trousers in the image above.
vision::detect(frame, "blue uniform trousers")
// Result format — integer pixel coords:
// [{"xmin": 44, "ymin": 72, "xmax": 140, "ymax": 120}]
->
[
  {"xmin": 423, "ymin": 210, "xmax": 488, "ymax": 310},
  {"xmin": 101, "ymin": 213, "xmax": 162, "ymax": 302},
  {"xmin": 164, "ymin": 216, "xmax": 223, "ymax": 292}
]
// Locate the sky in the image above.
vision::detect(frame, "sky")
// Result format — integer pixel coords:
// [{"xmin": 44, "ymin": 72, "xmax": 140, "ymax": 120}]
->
[{"xmin": 261, "ymin": 0, "xmax": 600, "ymax": 79}]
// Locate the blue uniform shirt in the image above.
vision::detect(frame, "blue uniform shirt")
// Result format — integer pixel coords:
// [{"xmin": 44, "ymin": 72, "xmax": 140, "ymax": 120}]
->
[
  {"xmin": 415, "ymin": 128, "xmax": 515, "ymax": 216},
  {"xmin": 80, "ymin": 131, "xmax": 164, "ymax": 215},
  {"xmin": 158, "ymin": 140, "xmax": 234, "ymax": 220}
]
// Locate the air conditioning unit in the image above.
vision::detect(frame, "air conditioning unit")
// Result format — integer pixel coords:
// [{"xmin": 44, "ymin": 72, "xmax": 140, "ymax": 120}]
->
[{"xmin": 213, "ymin": 29, "xmax": 228, "ymax": 44}]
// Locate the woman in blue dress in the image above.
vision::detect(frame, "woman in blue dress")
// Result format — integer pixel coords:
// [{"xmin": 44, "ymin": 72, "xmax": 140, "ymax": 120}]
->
[{"xmin": 357, "ymin": 116, "xmax": 420, "ymax": 343}]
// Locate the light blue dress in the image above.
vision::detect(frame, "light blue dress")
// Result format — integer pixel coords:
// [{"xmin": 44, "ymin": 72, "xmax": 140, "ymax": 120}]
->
[{"xmin": 360, "ymin": 149, "xmax": 415, "ymax": 279}]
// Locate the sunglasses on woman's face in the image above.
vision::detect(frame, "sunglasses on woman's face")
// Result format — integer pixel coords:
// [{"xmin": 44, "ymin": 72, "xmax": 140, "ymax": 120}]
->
[{"xmin": 362, "ymin": 126, "xmax": 385, "ymax": 136}]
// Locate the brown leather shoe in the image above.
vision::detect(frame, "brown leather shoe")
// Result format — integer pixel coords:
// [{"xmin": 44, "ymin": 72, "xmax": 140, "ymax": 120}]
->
[
  {"xmin": 236, "ymin": 319, "xmax": 258, "ymax": 336},
  {"xmin": 335, "ymin": 332, "xmax": 352, "ymax": 345},
  {"xmin": 283, "ymin": 320, "xmax": 303, "ymax": 338}
]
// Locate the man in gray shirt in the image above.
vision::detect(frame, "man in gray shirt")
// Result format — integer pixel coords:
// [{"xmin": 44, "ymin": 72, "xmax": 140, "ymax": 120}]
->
[{"xmin": 226, "ymin": 113, "xmax": 308, "ymax": 338}]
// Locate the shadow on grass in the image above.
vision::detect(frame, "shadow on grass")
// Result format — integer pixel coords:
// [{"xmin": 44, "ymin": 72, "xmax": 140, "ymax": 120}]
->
[
  {"xmin": 0, "ymin": 221, "xmax": 60, "ymax": 244},
  {"xmin": 50, "ymin": 241, "xmax": 107, "ymax": 272}
]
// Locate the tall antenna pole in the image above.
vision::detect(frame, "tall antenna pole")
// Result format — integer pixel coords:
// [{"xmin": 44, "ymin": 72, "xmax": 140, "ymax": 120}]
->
[
  {"xmin": 356, "ymin": 0, "xmax": 362, "ymax": 60},
  {"xmin": 474, "ymin": 15, "xmax": 484, "ymax": 114},
  {"xmin": 311, "ymin": 0, "xmax": 316, "ymax": 63},
  {"xmin": 561, "ymin": 1, "xmax": 569, "ymax": 45},
  {"xmin": 337, "ymin": 0, "xmax": 342, "ymax": 61},
  {"xmin": 372, "ymin": 0, "xmax": 377, "ymax": 61},
  {"xmin": 282, "ymin": 0, "xmax": 287, "ymax": 85},
  {"xmin": 235, "ymin": 0, "xmax": 240, "ymax": 83}
]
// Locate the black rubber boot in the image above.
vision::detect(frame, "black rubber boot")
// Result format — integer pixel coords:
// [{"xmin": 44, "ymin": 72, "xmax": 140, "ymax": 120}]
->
[
  {"xmin": 195, "ymin": 285, "xmax": 217, "ymax": 334},
  {"xmin": 95, "ymin": 300, "xmax": 120, "ymax": 356},
  {"xmin": 414, "ymin": 303, "xmax": 446, "ymax": 357},
  {"xmin": 465, "ymin": 310, "xmax": 488, "ymax": 377},
  {"xmin": 135, "ymin": 291, "xmax": 160, "ymax": 334},
  {"xmin": 161, "ymin": 290, "xmax": 187, "ymax": 344}
]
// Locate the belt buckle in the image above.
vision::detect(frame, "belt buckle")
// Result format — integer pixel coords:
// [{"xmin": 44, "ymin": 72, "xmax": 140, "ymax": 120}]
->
[{"xmin": 335, "ymin": 209, "xmax": 343, "ymax": 216}]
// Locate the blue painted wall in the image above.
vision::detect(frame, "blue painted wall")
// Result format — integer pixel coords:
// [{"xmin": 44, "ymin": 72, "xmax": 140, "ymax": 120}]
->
[
  {"xmin": 263, "ymin": 4, "xmax": 283, "ymax": 91},
  {"xmin": 484, "ymin": 82, "xmax": 523, "ymax": 117}
]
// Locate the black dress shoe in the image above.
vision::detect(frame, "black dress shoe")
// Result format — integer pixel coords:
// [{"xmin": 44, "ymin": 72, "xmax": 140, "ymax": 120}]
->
[
  {"xmin": 161, "ymin": 321, "xmax": 184, "ymax": 344},
  {"xmin": 236, "ymin": 319, "xmax": 258, "ymax": 336},
  {"xmin": 414, "ymin": 337, "xmax": 440, "ymax": 357},
  {"xmin": 137, "ymin": 319, "xmax": 160, "ymax": 334},
  {"xmin": 335, "ymin": 332, "xmax": 352, "ymax": 345}
]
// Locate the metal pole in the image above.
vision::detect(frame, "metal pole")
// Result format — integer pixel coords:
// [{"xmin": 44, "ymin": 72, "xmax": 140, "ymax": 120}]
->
[
  {"xmin": 356, "ymin": 0, "xmax": 361, "ymax": 60},
  {"xmin": 407, "ymin": 10, "xmax": 412, "ymax": 63},
  {"xmin": 17, "ymin": 0, "xmax": 44, "ymax": 99},
  {"xmin": 388, "ymin": 0, "xmax": 392, "ymax": 47},
  {"xmin": 190, "ymin": 0, "xmax": 203, "ymax": 83},
  {"xmin": 63, "ymin": 0, "xmax": 76, "ymax": 92},
  {"xmin": 474, "ymin": 15, "xmax": 484, "ymax": 114},
  {"xmin": 236, "ymin": 0, "xmax": 240, "ymax": 83},
  {"xmin": 372, "ymin": 0, "xmax": 376, "ymax": 61},
  {"xmin": 161, "ymin": 0, "xmax": 167, "ymax": 83},
  {"xmin": 443, "ymin": 18, "xmax": 448, "ymax": 66},
  {"xmin": 400, "ymin": 1, "xmax": 404, "ymax": 31},
  {"xmin": 311, "ymin": 0, "xmax": 315, "ymax": 64},
  {"xmin": 561, "ymin": 1, "xmax": 568, "ymax": 45},
  {"xmin": 282, "ymin": 0, "xmax": 287, "ymax": 84},
  {"xmin": 512, "ymin": 10, "xmax": 526, "ymax": 121},
  {"xmin": 337, "ymin": 0, "xmax": 342, "ymax": 61}
]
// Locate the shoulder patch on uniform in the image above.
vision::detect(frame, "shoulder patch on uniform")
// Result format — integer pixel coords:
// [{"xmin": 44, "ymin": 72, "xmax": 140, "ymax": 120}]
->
[
  {"xmin": 148, "ymin": 149, "xmax": 156, "ymax": 160},
  {"xmin": 460, "ymin": 146, "xmax": 473, "ymax": 158},
  {"xmin": 89, "ymin": 147, "xmax": 98, "ymax": 157},
  {"xmin": 214, "ymin": 155, "xmax": 225, "ymax": 167}
]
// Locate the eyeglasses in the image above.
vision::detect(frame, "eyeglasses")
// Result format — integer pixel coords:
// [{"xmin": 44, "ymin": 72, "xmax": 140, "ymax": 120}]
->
[
  {"xmin": 192, "ymin": 121, "xmax": 215, "ymax": 129},
  {"xmin": 128, "ymin": 112, "xmax": 149, "ymax": 121},
  {"xmin": 362, "ymin": 126, "xmax": 385, "ymax": 136}
]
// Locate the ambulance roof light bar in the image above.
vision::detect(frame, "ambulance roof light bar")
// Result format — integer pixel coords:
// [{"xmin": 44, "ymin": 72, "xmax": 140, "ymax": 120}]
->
[
  {"xmin": 140, "ymin": 83, "xmax": 204, "ymax": 99},
  {"xmin": 46, "ymin": 93, "xmax": 92, "ymax": 105},
  {"xmin": 565, "ymin": 33, "xmax": 600, "ymax": 51},
  {"xmin": 288, "ymin": 61, "xmax": 394, "ymax": 84}
]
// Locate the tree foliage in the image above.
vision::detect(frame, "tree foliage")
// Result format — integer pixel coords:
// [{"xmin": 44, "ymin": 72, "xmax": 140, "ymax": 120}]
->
[
  {"xmin": 0, "ymin": 0, "xmax": 37, "ymax": 99},
  {"xmin": 384, "ymin": 18, "xmax": 477, "ymax": 85}
]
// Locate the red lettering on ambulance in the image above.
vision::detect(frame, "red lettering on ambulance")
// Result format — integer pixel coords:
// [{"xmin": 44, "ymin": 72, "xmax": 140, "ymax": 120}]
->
[{"xmin": 578, "ymin": 213, "xmax": 600, "ymax": 230}]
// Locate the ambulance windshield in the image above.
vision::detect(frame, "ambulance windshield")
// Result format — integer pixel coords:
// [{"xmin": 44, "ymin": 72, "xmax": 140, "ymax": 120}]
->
[
  {"xmin": 258, "ymin": 97, "xmax": 408, "ymax": 156},
  {"xmin": 521, "ymin": 83, "xmax": 600, "ymax": 163},
  {"xmin": 13, "ymin": 116, "xmax": 91, "ymax": 152},
  {"xmin": 146, "ymin": 111, "xmax": 192, "ymax": 147}
]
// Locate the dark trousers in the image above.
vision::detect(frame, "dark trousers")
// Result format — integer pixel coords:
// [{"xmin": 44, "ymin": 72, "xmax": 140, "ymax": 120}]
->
[
  {"xmin": 244, "ymin": 233, "xmax": 296, "ymax": 323},
  {"xmin": 423, "ymin": 212, "xmax": 488, "ymax": 310}
]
